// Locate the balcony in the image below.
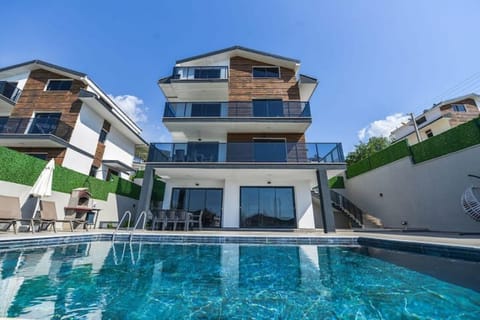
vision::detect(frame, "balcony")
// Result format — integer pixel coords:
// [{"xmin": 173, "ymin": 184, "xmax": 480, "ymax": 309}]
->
[
  {"xmin": 172, "ymin": 66, "xmax": 228, "ymax": 81},
  {"xmin": 0, "ymin": 117, "xmax": 73, "ymax": 148},
  {"xmin": 159, "ymin": 66, "xmax": 229, "ymax": 102},
  {"xmin": 147, "ymin": 142, "xmax": 344, "ymax": 164},
  {"xmin": 163, "ymin": 101, "xmax": 311, "ymax": 118}
]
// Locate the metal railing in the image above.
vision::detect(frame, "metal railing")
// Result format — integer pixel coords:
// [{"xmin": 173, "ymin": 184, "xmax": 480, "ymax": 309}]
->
[
  {"xmin": 0, "ymin": 117, "xmax": 72, "ymax": 140},
  {"xmin": 172, "ymin": 66, "xmax": 228, "ymax": 80},
  {"xmin": 0, "ymin": 81, "xmax": 22, "ymax": 103},
  {"xmin": 163, "ymin": 101, "xmax": 311, "ymax": 118},
  {"xmin": 112, "ymin": 210, "xmax": 132, "ymax": 242},
  {"xmin": 330, "ymin": 190, "xmax": 364, "ymax": 226},
  {"xmin": 147, "ymin": 142, "xmax": 344, "ymax": 163},
  {"xmin": 129, "ymin": 210, "xmax": 147, "ymax": 241}
]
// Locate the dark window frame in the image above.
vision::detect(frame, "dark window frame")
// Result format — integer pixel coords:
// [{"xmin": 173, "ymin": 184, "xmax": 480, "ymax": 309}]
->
[
  {"xmin": 28, "ymin": 112, "xmax": 61, "ymax": 134},
  {"xmin": 89, "ymin": 165, "xmax": 99, "ymax": 177},
  {"xmin": 452, "ymin": 104, "xmax": 466, "ymax": 112},
  {"xmin": 99, "ymin": 128, "xmax": 108, "ymax": 143},
  {"xmin": 252, "ymin": 66, "xmax": 280, "ymax": 78},
  {"xmin": 240, "ymin": 186, "xmax": 297, "ymax": 228},
  {"xmin": 45, "ymin": 79, "xmax": 73, "ymax": 91},
  {"xmin": 26, "ymin": 153, "xmax": 48, "ymax": 160},
  {"xmin": 425, "ymin": 129, "xmax": 434, "ymax": 138},
  {"xmin": 193, "ymin": 68, "xmax": 222, "ymax": 79}
]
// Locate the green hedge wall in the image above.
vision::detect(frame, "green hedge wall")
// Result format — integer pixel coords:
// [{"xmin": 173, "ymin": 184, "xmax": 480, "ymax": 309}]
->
[
  {"xmin": 0, "ymin": 146, "xmax": 141, "ymax": 200},
  {"xmin": 328, "ymin": 176, "xmax": 345, "ymax": 189},
  {"xmin": 346, "ymin": 140, "xmax": 410, "ymax": 178},
  {"xmin": 411, "ymin": 118, "xmax": 480, "ymax": 163},
  {"xmin": 346, "ymin": 118, "xmax": 480, "ymax": 178}
]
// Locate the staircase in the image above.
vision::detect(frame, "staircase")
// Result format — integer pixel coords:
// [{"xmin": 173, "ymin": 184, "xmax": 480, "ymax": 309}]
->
[{"xmin": 329, "ymin": 190, "xmax": 364, "ymax": 228}]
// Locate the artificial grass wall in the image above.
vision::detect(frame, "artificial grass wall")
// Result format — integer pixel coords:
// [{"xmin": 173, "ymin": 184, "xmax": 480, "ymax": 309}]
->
[
  {"xmin": 328, "ymin": 176, "xmax": 345, "ymax": 189},
  {"xmin": 0, "ymin": 146, "xmax": 140, "ymax": 200},
  {"xmin": 410, "ymin": 118, "xmax": 480, "ymax": 163},
  {"xmin": 346, "ymin": 117, "xmax": 480, "ymax": 178}
]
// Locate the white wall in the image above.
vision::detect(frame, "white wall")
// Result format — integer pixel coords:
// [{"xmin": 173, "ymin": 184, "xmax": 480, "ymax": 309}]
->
[
  {"xmin": 102, "ymin": 126, "xmax": 136, "ymax": 179},
  {"xmin": 0, "ymin": 180, "xmax": 137, "ymax": 231},
  {"xmin": 62, "ymin": 148, "xmax": 94, "ymax": 177},
  {"xmin": 69, "ymin": 103, "xmax": 103, "ymax": 156},
  {"xmin": 162, "ymin": 175, "xmax": 315, "ymax": 229},
  {"xmin": 344, "ymin": 145, "xmax": 480, "ymax": 232}
]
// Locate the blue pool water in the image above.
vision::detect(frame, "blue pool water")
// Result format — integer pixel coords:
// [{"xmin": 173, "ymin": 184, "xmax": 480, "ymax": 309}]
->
[{"xmin": 0, "ymin": 241, "xmax": 479, "ymax": 319}]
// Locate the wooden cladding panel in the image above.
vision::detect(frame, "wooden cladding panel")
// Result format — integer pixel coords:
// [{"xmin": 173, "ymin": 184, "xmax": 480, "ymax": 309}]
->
[
  {"xmin": 11, "ymin": 147, "xmax": 66, "ymax": 165},
  {"xmin": 228, "ymin": 56, "xmax": 300, "ymax": 101},
  {"xmin": 440, "ymin": 98, "xmax": 480, "ymax": 127},
  {"xmin": 92, "ymin": 143, "xmax": 105, "ymax": 168},
  {"xmin": 227, "ymin": 133, "xmax": 305, "ymax": 143},
  {"xmin": 11, "ymin": 69, "xmax": 86, "ymax": 141}
]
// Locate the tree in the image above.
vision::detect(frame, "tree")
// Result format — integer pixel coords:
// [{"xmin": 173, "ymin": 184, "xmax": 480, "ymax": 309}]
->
[{"xmin": 346, "ymin": 136, "xmax": 390, "ymax": 165}]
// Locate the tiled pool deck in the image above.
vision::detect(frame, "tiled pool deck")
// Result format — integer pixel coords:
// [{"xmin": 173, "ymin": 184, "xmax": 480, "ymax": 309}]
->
[{"xmin": 0, "ymin": 229, "xmax": 479, "ymax": 261}]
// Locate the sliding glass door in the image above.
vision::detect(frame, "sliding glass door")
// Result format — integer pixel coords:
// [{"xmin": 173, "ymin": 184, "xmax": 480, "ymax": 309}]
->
[
  {"xmin": 171, "ymin": 188, "xmax": 223, "ymax": 228},
  {"xmin": 240, "ymin": 187, "xmax": 296, "ymax": 228}
]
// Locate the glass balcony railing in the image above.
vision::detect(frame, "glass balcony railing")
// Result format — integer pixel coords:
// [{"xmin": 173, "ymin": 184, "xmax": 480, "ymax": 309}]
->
[
  {"xmin": 163, "ymin": 101, "xmax": 311, "ymax": 118},
  {"xmin": 0, "ymin": 117, "xmax": 72, "ymax": 140},
  {"xmin": 172, "ymin": 66, "xmax": 228, "ymax": 80},
  {"xmin": 147, "ymin": 142, "xmax": 344, "ymax": 163},
  {"xmin": 0, "ymin": 81, "xmax": 22, "ymax": 103}
]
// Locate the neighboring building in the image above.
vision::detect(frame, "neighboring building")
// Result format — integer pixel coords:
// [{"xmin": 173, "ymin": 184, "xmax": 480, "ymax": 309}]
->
[
  {"xmin": 138, "ymin": 46, "xmax": 345, "ymax": 231},
  {"xmin": 0, "ymin": 60, "xmax": 146, "ymax": 180},
  {"xmin": 390, "ymin": 93, "xmax": 480, "ymax": 145}
]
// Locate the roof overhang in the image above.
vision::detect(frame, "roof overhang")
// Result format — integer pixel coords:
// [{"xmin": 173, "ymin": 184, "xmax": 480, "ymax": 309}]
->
[
  {"xmin": 102, "ymin": 159, "xmax": 135, "ymax": 173},
  {"xmin": 0, "ymin": 60, "xmax": 85, "ymax": 80},
  {"xmin": 176, "ymin": 46, "xmax": 301, "ymax": 72},
  {"xmin": 158, "ymin": 80, "xmax": 228, "ymax": 102},
  {"xmin": 299, "ymin": 74, "xmax": 318, "ymax": 101}
]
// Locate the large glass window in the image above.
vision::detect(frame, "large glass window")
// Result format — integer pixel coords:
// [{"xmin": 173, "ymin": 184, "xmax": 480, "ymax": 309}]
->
[
  {"xmin": 46, "ymin": 80, "xmax": 73, "ymax": 91},
  {"xmin": 194, "ymin": 68, "xmax": 221, "ymax": 79},
  {"xmin": 191, "ymin": 103, "xmax": 221, "ymax": 117},
  {"xmin": 28, "ymin": 113, "xmax": 61, "ymax": 134},
  {"xmin": 253, "ymin": 139, "xmax": 287, "ymax": 162},
  {"xmin": 252, "ymin": 67, "xmax": 280, "ymax": 78},
  {"xmin": 171, "ymin": 188, "xmax": 223, "ymax": 228},
  {"xmin": 252, "ymin": 99, "xmax": 284, "ymax": 117},
  {"xmin": 240, "ymin": 187, "xmax": 296, "ymax": 228}
]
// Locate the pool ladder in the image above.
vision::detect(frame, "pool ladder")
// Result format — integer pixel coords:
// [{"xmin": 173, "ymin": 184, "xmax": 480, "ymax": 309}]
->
[{"xmin": 112, "ymin": 210, "xmax": 147, "ymax": 242}]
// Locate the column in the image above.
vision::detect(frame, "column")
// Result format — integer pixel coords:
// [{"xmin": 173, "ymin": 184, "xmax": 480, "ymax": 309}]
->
[{"xmin": 316, "ymin": 169, "xmax": 336, "ymax": 233}]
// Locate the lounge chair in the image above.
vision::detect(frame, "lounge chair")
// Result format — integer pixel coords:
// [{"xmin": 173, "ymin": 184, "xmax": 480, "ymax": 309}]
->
[
  {"xmin": 175, "ymin": 210, "xmax": 190, "ymax": 231},
  {"xmin": 0, "ymin": 195, "xmax": 35, "ymax": 234},
  {"xmin": 164, "ymin": 209, "xmax": 177, "ymax": 230},
  {"xmin": 37, "ymin": 200, "xmax": 87, "ymax": 232}
]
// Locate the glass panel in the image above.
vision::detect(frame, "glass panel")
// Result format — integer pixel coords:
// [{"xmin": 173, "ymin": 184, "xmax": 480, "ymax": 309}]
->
[
  {"xmin": 186, "ymin": 142, "xmax": 218, "ymax": 162},
  {"xmin": 191, "ymin": 103, "xmax": 221, "ymax": 117},
  {"xmin": 46, "ymin": 80, "xmax": 72, "ymax": 91},
  {"xmin": 29, "ymin": 113, "xmax": 61, "ymax": 134},
  {"xmin": 0, "ymin": 117, "xmax": 8, "ymax": 132},
  {"xmin": 170, "ymin": 188, "xmax": 223, "ymax": 228},
  {"xmin": 194, "ymin": 68, "xmax": 221, "ymax": 79},
  {"xmin": 252, "ymin": 67, "xmax": 279, "ymax": 78},
  {"xmin": 240, "ymin": 187, "xmax": 296, "ymax": 228},
  {"xmin": 253, "ymin": 100, "xmax": 283, "ymax": 117},
  {"xmin": 254, "ymin": 140, "xmax": 286, "ymax": 162}
]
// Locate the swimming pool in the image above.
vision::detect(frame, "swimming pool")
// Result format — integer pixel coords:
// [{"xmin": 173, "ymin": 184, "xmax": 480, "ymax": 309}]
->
[{"xmin": 1, "ymin": 238, "xmax": 479, "ymax": 319}]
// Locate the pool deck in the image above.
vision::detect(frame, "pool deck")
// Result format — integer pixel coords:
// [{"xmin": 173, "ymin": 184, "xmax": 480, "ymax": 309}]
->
[{"xmin": 0, "ymin": 229, "xmax": 479, "ymax": 249}]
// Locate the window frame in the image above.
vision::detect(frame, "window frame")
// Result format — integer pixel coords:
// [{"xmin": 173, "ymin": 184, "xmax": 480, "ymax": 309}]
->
[
  {"xmin": 26, "ymin": 153, "xmax": 48, "ymax": 161},
  {"xmin": 98, "ymin": 128, "xmax": 108, "ymax": 143},
  {"xmin": 452, "ymin": 104, "xmax": 467, "ymax": 112},
  {"xmin": 252, "ymin": 66, "xmax": 281, "ymax": 79},
  {"xmin": 44, "ymin": 79, "xmax": 73, "ymax": 91},
  {"xmin": 27, "ymin": 111, "xmax": 62, "ymax": 134},
  {"xmin": 89, "ymin": 165, "xmax": 99, "ymax": 177},
  {"xmin": 425, "ymin": 129, "xmax": 434, "ymax": 138}
]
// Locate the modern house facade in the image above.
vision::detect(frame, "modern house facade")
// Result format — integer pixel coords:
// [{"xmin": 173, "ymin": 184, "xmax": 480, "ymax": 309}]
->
[
  {"xmin": 138, "ymin": 46, "xmax": 345, "ymax": 231},
  {"xmin": 390, "ymin": 93, "xmax": 480, "ymax": 145},
  {"xmin": 0, "ymin": 60, "xmax": 146, "ymax": 180}
]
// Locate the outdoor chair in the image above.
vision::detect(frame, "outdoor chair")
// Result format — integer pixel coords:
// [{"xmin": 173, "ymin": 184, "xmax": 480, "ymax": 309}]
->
[
  {"xmin": 187, "ymin": 210, "xmax": 203, "ymax": 231},
  {"xmin": 37, "ymin": 200, "xmax": 87, "ymax": 232},
  {"xmin": 151, "ymin": 209, "xmax": 167, "ymax": 230},
  {"xmin": 164, "ymin": 209, "xmax": 177, "ymax": 230},
  {"xmin": 0, "ymin": 195, "xmax": 35, "ymax": 234},
  {"xmin": 175, "ymin": 210, "xmax": 191, "ymax": 231}
]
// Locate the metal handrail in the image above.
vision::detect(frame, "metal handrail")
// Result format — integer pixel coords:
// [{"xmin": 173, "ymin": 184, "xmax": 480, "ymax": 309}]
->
[
  {"xmin": 330, "ymin": 190, "xmax": 364, "ymax": 227},
  {"xmin": 129, "ymin": 210, "xmax": 147, "ymax": 241},
  {"xmin": 112, "ymin": 210, "xmax": 132, "ymax": 242}
]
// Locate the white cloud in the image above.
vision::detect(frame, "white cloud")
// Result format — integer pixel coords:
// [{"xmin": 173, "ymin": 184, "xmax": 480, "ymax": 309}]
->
[
  {"xmin": 108, "ymin": 94, "xmax": 147, "ymax": 123},
  {"xmin": 358, "ymin": 113, "xmax": 409, "ymax": 141}
]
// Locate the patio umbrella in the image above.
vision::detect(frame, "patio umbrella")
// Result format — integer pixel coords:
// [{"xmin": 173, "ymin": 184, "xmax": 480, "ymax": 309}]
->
[{"xmin": 30, "ymin": 159, "xmax": 55, "ymax": 219}]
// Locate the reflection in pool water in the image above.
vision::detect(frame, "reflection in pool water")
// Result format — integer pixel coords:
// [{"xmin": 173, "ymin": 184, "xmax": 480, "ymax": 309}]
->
[{"xmin": 0, "ymin": 242, "xmax": 479, "ymax": 319}]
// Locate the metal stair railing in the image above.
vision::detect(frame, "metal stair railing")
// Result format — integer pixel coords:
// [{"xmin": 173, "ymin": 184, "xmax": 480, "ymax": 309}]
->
[
  {"xmin": 461, "ymin": 174, "xmax": 480, "ymax": 222},
  {"xmin": 112, "ymin": 210, "xmax": 132, "ymax": 242},
  {"xmin": 129, "ymin": 210, "xmax": 147, "ymax": 241},
  {"xmin": 329, "ymin": 190, "xmax": 364, "ymax": 227}
]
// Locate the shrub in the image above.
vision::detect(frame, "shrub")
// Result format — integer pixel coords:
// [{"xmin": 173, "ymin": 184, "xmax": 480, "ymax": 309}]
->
[{"xmin": 328, "ymin": 176, "xmax": 345, "ymax": 189}]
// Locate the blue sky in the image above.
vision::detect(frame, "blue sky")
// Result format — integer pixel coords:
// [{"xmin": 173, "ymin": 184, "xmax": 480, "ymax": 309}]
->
[{"xmin": 1, "ymin": 0, "xmax": 480, "ymax": 152}]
